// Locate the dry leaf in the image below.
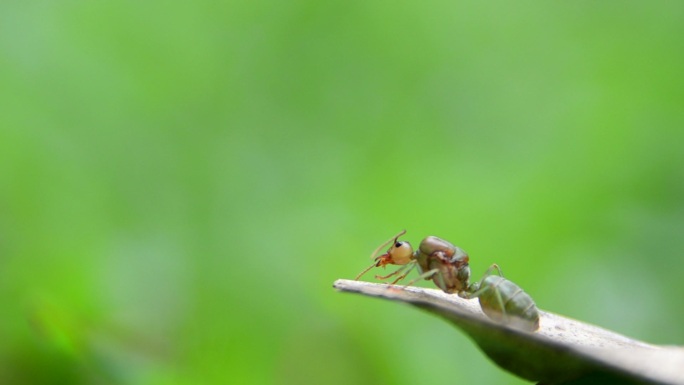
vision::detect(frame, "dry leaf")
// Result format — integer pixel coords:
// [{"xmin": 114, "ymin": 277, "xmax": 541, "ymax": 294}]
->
[{"xmin": 334, "ymin": 279, "xmax": 684, "ymax": 385}]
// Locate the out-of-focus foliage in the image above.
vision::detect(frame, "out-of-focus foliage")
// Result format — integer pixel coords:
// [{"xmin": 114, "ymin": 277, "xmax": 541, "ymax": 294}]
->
[{"xmin": 1, "ymin": 2, "xmax": 683, "ymax": 384}]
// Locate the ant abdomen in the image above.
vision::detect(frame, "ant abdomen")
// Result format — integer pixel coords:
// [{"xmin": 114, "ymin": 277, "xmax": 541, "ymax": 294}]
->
[{"xmin": 472, "ymin": 274, "xmax": 540, "ymax": 332}]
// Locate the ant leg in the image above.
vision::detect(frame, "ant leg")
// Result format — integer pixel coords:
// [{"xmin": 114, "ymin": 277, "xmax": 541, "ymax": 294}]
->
[
  {"xmin": 389, "ymin": 261, "xmax": 417, "ymax": 285},
  {"xmin": 466, "ymin": 266, "xmax": 509, "ymax": 323},
  {"xmin": 482, "ymin": 263, "xmax": 504, "ymax": 278},
  {"xmin": 375, "ymin": 262, "xmax": 411, "ymax": 280},
  {"xmin": 459, "ymin": 276, "xmax": 508, "ymax": 323},
  {"xmin": 464, "ymin": 264, "xmax": 503, "ymax": 298},
  {"xmin": 355, "ymin": 262, "xmax": 378, "ymax": 280},
  {"xmin": 400, "ymin": 268, "xmax": 439, "ymax": 289},
  {"xmin": 467, "ymin": 263, "xmax": 503, "ymax": 291},
  {"xmin": 464, "ymin": 283, "xmax": 488, "ymax": 299},
  {"xmin": 492, "ymin": 284, "xmax": 509, "ymax": 323},
  {"xmin": 480, "ymin": 264, "xmax": 509, "ymax": 320}
]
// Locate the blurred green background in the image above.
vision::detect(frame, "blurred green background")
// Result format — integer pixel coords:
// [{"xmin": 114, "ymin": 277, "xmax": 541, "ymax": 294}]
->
[{"xmin": 2, "ymin": 1, "xmax": 683, "ymax": 384}]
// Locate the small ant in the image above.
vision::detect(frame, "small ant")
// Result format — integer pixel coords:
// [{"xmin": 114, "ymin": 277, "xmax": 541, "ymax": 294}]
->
[{"xmin": 356, "ymin": 230, "xmax": 540, "ymax": 331}]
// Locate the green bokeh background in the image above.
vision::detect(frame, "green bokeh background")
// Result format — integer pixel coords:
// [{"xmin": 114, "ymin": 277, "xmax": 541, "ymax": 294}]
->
[{"xmin": 2, "ymin": 2, "xmax": 683, "ymax": 384}]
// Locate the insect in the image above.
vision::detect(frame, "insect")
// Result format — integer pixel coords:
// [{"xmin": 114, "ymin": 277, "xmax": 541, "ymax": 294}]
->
[
  {"xmin": 356, "ymin": 230, "xmax": 540, "ymax": 331},
  {"xmin": 355, "ymin": 229, "xmax": 471, "ymax": 295}
]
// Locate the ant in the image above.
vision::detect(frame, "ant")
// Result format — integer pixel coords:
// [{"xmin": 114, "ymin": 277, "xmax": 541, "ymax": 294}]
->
[{"xmin": 356, "ymin": 230, "xmax": 540, "ymax": 331}]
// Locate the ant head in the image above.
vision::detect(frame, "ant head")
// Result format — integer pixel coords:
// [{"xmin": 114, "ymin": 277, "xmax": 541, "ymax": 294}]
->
[
  {"xmin": 355, "ymin": 230, "xmax": 414, "ymax": 281},
  {"xmin": 380, "ymin": 240, "xmax": 413, "ymax": 266}
]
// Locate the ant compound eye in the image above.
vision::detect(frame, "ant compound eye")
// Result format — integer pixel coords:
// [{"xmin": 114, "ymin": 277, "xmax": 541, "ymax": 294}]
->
[{"xmin": 395, "ymin": 242, "xmax": 403, "ymax": 248}]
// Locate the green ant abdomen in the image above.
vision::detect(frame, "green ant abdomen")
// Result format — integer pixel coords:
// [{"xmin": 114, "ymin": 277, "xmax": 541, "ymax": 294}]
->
[{"xmin": 478, "ymin": 276, "xmax": 540, "ymax": 331}]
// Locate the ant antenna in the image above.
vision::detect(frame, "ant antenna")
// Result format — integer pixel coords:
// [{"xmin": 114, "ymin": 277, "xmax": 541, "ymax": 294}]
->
[
  {"xmin": 355, "ymin": 230, "xmax": 407, "ymax": 281},
  {"xmin": 368, "ymin": 229, "xmax": 406, "ymax": 260}
]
